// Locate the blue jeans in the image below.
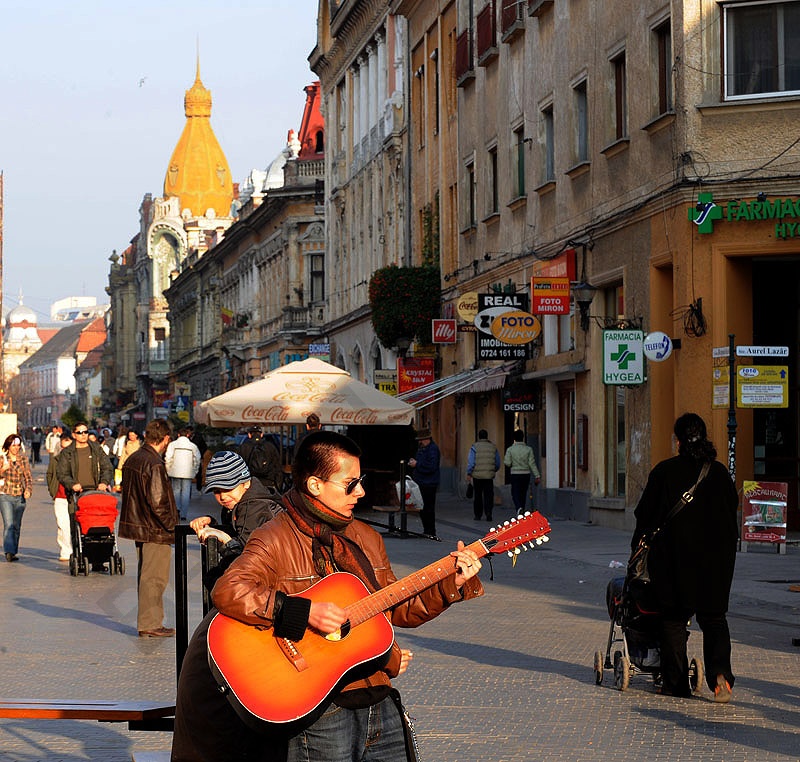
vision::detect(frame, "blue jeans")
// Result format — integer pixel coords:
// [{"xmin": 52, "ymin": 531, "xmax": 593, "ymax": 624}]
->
[
  {"xmin": 0, "ymin": 494, "xmax": 26, "ymax": 555},
  {"xmin": 171, "ymin": 478, "xmax": 193, "ymax": 519},
  {"xmin": 287, "ymin": 695, "xmax": 407, "ymax": 762}
]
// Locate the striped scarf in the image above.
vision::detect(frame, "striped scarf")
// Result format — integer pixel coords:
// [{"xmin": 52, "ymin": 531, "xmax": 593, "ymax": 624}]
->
[{"xmin": 282, "ymin": 488, "xmax": 379, "ymax": 591}]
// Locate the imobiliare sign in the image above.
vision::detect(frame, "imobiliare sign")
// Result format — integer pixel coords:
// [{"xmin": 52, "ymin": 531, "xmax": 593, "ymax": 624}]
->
[{"xmin": 690, "ymin": 191, "xmax": 800, "ymax": 239}]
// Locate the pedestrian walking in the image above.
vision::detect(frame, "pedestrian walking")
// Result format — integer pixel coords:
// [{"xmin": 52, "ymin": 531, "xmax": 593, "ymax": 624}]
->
[
  {"xmin": 408, "ymin": 426, "xmax": 441, "ymax": 540},
  {"xmin": 165, "ymin": 427, "xmax": 202, "ymax": 520},
  {"xmin": 118, "ymin": 419, "xmax": 179, "ymax": 638},
  {"xmin": 467, "ymin": 429, "xmax": 500, "ymax": 522},
  {"xmin": 0, "ymin": 433, "xmax": 33, "ymax": 562},
  {"xmin": 504, "ymin": 429, "xmax": 541, "ymax": 513},
  {"xmin": 46, "ymin": 430, "xmax": 73, "ymax": 561},
  {"xmin": 632, "ymin": 412, "xmax": 738, "ymax": 702},
  {"xmin": 30, "ymin": 427, "xmax": 43, "ymax": 464}
]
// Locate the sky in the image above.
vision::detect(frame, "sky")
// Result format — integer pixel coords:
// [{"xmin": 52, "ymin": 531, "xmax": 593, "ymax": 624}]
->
[{"xmin": 0, "ymin": 0, "xmax": 319, "ymax": 324}]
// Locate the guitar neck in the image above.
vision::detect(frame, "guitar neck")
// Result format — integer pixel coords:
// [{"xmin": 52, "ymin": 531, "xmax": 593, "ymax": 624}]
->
[{"xmin": 345, "ymin": 539, "xmax": 486, "ymax": 628}]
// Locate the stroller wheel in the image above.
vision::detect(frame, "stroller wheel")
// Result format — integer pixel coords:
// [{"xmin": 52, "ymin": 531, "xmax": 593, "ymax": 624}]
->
[
  {"xmin": 69, "ymin": 555, "xmax": 78, "ymax": 577},
  {"xmin": 594, "ymin": 650, "xmax": 604, "ymax": 685},
  {"xmin": 80, "ymin": 557, "xmax": 89, "ymax": 576},
  {"xmin": 117, "ymin": 556, "xmax": 126, "ymax": 575},
  {"xmin": 108, "ymin": 558, "xmax": 116, "ymax": 576},
  {"xmin": 614, "ymin": 655, "xmax": 631, "ymax": 692},
  {"xmin": 689, "ymin": 657, "xmax": 704, "ymax": 694}
]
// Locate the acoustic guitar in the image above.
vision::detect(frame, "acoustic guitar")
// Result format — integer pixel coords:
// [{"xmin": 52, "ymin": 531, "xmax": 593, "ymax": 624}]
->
[{"xmin": 207, "ymin": 511, "xmax": 551, "ymax": 734}]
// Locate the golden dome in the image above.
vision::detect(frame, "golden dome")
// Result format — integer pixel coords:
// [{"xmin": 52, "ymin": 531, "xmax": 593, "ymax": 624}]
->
[{"xmin": 163, "ymin": 59, "xmax": 233, "ymax": 218}]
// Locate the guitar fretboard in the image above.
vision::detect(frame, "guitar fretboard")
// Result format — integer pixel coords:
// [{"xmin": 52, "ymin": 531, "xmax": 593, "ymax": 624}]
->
[{"xmin": 345, "ymin": 539, "xmax": 486, "ymax": 627}]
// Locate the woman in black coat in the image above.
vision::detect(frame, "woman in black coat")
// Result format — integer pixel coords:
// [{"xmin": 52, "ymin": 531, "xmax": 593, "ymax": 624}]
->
[{"xmin": 632, "ymin": 413, "xmax": 739, "ymax": 702}]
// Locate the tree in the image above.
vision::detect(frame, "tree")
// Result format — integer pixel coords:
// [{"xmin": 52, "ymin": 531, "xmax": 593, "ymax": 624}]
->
[
  {"xmin": 61, "ymin": 404, "xmax": 87, "ymax": 428},
  {"xmin": 368, "ymin": 265, "xmax": 441, "ymax": 349}
]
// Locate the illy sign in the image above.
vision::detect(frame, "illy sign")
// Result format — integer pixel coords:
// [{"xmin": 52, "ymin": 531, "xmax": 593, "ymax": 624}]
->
[{"xmin": 432, "ymin": 319, "xmax": 457, "ymax": 344}]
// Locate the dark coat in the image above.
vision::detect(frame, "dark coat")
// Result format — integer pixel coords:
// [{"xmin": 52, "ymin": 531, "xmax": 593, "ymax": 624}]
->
[
  {"xmin": 412, "ymin": 440, "xmax": 441, "ymax": 486},
  {"xmin": 56, "ymin": 441, "xmax": 114, "ymax": 494},
  {"xmin": 633, "ymin": 455, "xmax": 739, "ymax": 613},
  {"xmin": 118, "ymin": 443, "xmax": 178, "ymax": 545}
]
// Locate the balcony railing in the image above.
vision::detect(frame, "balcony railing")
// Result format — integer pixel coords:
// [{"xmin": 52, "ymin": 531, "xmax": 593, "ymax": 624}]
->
[
  {"xmin": 455, "ymin": 29, "xmax": 475, "ymax": 87},
  {"xmin": 477, "ymin": 2, "xmax": 498, "ymax": 65},
  {"xmin": 501, "ymin": 0, "xmax": 526, "ymax": 41}
]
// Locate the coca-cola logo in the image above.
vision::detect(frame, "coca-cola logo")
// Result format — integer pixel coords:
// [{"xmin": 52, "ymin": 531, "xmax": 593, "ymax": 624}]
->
[
  {"xmin": 432, "ymin": 319, "xmax": 457, "ymax": 344},
  {"xmin": 330, "ymin": 407, "xmax": 380, "ymax": 424},
  {"xmin": 242, "ymin": 405, "xmax": 291, "ymax": 422}
]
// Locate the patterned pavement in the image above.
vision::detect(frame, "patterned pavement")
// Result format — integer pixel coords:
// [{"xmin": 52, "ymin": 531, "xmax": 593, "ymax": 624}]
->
[{"xmin": 1, "ymin": 461, "xmax": 799, "ymax": 761}]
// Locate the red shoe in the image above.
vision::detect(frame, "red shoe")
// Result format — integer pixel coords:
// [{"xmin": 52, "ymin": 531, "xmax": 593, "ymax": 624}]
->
[{"xmin": 713, "ymin": 674, "xmax": 732, "ymax": 703}]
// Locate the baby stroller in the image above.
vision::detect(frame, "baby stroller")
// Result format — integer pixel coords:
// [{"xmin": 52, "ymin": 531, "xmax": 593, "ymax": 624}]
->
[
  {"xmin": 69, "ymin": 490, "xmax": 125, "ymax": 577},
  {"xmin": 594, "ymin": 576, "xmax": 703, "ymax": 692}
]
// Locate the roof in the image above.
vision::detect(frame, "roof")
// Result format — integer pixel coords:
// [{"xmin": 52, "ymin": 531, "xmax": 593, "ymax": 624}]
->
[
  {"xmin": 75, "ymin": 316, "xmax": 106, "ymax": 353},
  {"xmin": 17, "ymin": 320, "xmax": 90, "ymax": 369}
]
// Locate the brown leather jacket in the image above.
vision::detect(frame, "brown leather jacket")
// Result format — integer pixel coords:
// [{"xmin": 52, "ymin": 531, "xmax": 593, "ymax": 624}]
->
[
  {"xmin": 118, "ymin": 443, "xmax": 178, "ymax": 545},
  {"xmin": 212, "ymin": 512, "xmax": 484, "ymax": 692}
]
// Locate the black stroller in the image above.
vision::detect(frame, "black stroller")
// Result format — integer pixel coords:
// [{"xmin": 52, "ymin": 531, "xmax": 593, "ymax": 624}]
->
[
  {"xmin": 594, "ymin": 576, "xmax": 703, "ymax": 692},
  {"xmin": 69, "ymin": 490, "xmax": 125, "ymax": 577}
]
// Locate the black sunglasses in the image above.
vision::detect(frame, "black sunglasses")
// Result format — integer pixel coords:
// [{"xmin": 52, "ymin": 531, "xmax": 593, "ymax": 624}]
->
[
  {"xmin": 74, "ymin": 429, "xmax": 89, "ymax": 435},
  {"xmin": 316, "ymin": 474, "xmax": 367, "ymax": 495}
]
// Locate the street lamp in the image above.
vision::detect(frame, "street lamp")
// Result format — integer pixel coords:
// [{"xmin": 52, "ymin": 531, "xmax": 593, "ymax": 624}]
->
[{"xmin": 572, "ymin": 281, "xmax": 597, "ymax": 331}]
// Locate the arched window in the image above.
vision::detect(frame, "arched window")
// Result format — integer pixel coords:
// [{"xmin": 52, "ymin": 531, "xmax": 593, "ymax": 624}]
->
[{"xmin": 315, "ymin": 130, "xmax": 324, "ymax": 153}]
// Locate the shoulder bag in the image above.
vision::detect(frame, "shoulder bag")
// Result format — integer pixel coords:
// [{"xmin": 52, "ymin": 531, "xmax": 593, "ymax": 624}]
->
[{"xmin": 627, "ymin": 461, "xmax": 711, "ymax": 585}]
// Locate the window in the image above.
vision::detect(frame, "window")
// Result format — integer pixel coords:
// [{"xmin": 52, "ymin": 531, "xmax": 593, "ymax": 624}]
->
[
  {"xmin": 653, "ymin": 19, "xmax": 673, "ymax": 114},
  {"xmin": 724, "ymin": 1, "xmax": 800, "ymax": 99},
  {"xmin": 611, "ymin": 51, "xmax": 627, "ymax": 140},
  {"xmin": 513, "ymin": 126, "xmax": 526, "ymax": 197},
  {"xmin": 455, "ymin": 29, "xmax": 474, "ymax": 84},
  {"xmin": 154, "ymin": 327, "xmax": 166, "ymax": 342},
  {"xmin": 558, "ymin": 380, "xmax": 576, "ymax": 488},
  {"xmin": 573, "ymin": 80, "xmax": 589, "ymax": 162},
  {"xmin": 431, "ymin": 48, "xmax": 441, "ymax": 135},
  {"xmin": 476, "ymin": 1, "xmax": 498, "ymax": 65},
  {"xmin": 466, "ymin": 161, "xmax": 477, "ymax": 227},
  {"xmin": 310, "ymin": 253, "xmax": 325, "ymax": 303},
  {"xmin": 541, "ymin": 104, "xmax": 555, "ymax": 182},
  {"xmin": 488, "ymin": 146, "xmax": 499, "ymax": 214}
]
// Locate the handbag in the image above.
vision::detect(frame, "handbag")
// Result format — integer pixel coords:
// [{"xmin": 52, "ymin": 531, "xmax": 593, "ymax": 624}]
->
[
  {"xmin": 465, "ymin": 482, "xmax": 474, "ymax": 499},
  {"xmin": 627, "ymin": 462, "xmax": 711, "ymax": 586}
]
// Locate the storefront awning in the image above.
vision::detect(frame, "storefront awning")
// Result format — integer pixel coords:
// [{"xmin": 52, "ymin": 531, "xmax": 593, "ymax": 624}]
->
[{"xmin": 397, "ymin": 362, "xmax": 515, "ymax": 409}]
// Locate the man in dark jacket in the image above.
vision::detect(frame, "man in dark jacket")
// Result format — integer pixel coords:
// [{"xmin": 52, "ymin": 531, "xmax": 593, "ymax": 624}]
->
[
  {"xmin": 408, "ymin": 427, "xmax": 441, "ymax": 540},
  {"xmin": 119, "ymin": 419, "xmax": 178, "ymax": 638},
  {"xmin": 56, "ymin": 422, "xmax": 114, "ymax": 498},
  {"xmin": 238, "ymin": 425, "xmax": 282, "ymax": 492}
]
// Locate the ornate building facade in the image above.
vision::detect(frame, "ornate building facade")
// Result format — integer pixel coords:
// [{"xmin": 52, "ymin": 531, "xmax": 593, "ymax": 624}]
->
[
  {"xmin": 166, "ymin": 82, "xmax": 326, "ymax": 409},
  {"xmin": 309, "ymin": 0, "xmax": 408, "ymax": 382}
]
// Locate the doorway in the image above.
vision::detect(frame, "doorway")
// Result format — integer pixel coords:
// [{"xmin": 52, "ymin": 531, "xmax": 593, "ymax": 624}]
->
[{"xmin": 752, "ymin": 259, "xmax": 800, "ymax": 530}]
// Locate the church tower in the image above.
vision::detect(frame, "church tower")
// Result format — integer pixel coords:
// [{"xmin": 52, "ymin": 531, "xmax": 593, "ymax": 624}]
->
[{"xmin": 163, "ymin": 58, "xmax": 234, "ymax": 218}]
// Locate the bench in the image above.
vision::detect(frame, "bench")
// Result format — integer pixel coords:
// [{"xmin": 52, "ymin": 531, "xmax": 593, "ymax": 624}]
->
[
  {"xmin": 0, "ymin": 699, "xmax": 175, "ymax": 731},
  {"xmin": 372, "ymin": 504, "xmax": 421, "ymax": 535}
]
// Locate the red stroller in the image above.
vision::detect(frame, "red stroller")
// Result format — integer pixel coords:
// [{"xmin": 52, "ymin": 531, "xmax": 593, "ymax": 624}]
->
[{"xmin": 69, "ymin": 491, "xmax": 125, "ymax": 576}]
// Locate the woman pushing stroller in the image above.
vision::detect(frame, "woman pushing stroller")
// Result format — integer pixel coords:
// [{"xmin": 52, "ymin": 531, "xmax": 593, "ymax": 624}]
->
[{"xmin": 632, "ymin": 412, "xmax": 738, "ymax": 702}]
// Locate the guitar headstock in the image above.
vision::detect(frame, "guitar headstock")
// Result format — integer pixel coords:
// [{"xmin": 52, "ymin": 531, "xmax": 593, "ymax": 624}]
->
[{"xmin": 482, "ymin": 511, "xmax": 551, "ymax": 558}]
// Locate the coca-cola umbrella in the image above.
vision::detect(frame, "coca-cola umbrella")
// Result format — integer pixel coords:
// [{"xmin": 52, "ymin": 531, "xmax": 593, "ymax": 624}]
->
[{"xmin": 195, "ymin": 358, "xmax": 415, "ymax": 427}]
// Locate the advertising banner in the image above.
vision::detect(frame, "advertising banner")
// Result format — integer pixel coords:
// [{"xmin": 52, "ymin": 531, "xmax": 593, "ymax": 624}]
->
[
  {"xmin": 741, "ymin": 480, "xmax": 787, "ymax": 550},
  {"xmin": 397, "ymin": 358, "xmax": 435, "ymax": 394},
  {"xmin": 475, "ymin": 293, "xmax": 531, "ymax": 361}
]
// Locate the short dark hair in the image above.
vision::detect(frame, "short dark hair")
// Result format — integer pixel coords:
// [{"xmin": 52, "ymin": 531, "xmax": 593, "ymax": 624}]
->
[
  {"xmin": 306, "ymin": 413, "xmax": 321, "ymax": 429},
  {"xmin": 513, "ymin": 429, "xmax": 524, "ymax": 442},
  {"xmin": 674, "ymin": 412, "xmax": 716, "ymax": 462},
  {"xmin": 478, "ymin": 429, "xmax": 488, "ymax": 440},
  {"xmin": 144, "ymin": 419, "xmax": 171, "ymax": 445},
  {"xmin": 292, "ymin": 430, "xmax": 361, "ymax": 493}
]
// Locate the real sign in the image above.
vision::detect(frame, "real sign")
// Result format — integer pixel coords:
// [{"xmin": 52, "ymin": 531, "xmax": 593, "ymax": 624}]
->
[
  {"xmin": 602, "ymin": 330, "xmax": 645, "ymax": 385},
  {"xmin": 475, "ymin": 293, "xmax": 531, "ymax": 361}
]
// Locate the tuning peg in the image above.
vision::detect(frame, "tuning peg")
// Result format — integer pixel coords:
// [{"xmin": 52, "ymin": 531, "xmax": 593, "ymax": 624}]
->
[
  {"xmin": 507, "ymin": 551, "xmax": 514, "ymax": 558},
  {"xmin": 541, "ymin": 535, "xmax": 550, "ymax": 542},
  {"xmin": 521, "ymin": 544, "xmax": 528, "ymax": 551},
  {"xmin": 535, "ymin": 538, "xmax": 543, "ymax": 545},
  {"xmin": 527, "ymin": 542, "xmax": 535, "ymax": 549},
  {"xmin": 514, "ymin": 547, "xmax": 520, "ymax": 555}
]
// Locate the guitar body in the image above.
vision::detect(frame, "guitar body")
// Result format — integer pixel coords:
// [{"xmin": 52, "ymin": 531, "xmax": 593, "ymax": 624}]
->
[{"xmin": 207, "ymin": 572, "xmax": 394, "ymax": 734}]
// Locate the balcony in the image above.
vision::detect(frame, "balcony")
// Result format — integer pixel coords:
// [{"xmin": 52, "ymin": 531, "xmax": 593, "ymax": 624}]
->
[
  {"xmin": 282, "ymin": 305, "xmax": 324, "ymax": 334},
  {"xmin": 455, "ymin": 29, "xmax": 475, "ymax": 87},
  {"xmin": 476, "ymin": 2, "xmax": 498, "ymax": 66},
  {"xmin": 528, "ymin": 0, "xmax": 554, "ymax": 18},
  {"xmin": 501, "ymin": 0, "xmax": 525, "ymax": 42}
]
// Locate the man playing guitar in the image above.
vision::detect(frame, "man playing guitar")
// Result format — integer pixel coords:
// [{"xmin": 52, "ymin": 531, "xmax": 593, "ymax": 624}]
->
[{"xmin": 172, "ymin": 430, "xmax": 484, "ymax": 762}]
